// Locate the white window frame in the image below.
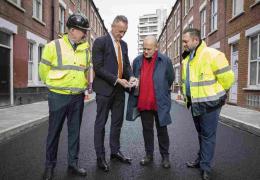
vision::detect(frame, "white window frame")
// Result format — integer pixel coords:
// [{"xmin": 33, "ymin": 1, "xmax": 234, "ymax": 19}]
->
[
  {"xmin": 33, "ymin": 0, "xmax": 43, "ymax": 21},
  {"xmin": 188, "ymin": 16, "xmax": 193, "ymax": 29},
  {"xmin": 210, "ymin": 0, "xmax": 218, "ymax": 32},
  {"xmin": 185, "ymin": 0, "xmax": 193, "ymax": 15},
  {"xmin": 176, "ymin": 5, "xmax": 180, "ymax": 27},
  {"xmin": 248, "ymin": 33, "xmax": 260, "ymax": 87},
  {"xmin": 28, "ymin": 41, "xmax": 34, "ymax": 83},
  {"xmin": 232, "ymin": 0, "xmax": 244, "ymax": 17},
  {"xmin": 174, "ymin": 63, "xmax": 180, "ymax": 84},
  {"xmin": 7, "ymin": 0, "xmax": 21, "ymax": 6},
  {"xmin": 200, "ymin": 8, "xmax": 206, "ymax": 39},
  {"xmin": 59, "ymin": 6, "xmax": 65, "ymax": 34},
  {"xmin": 26, "ymin": 31, "xmax": 47, "ymax": 87}
]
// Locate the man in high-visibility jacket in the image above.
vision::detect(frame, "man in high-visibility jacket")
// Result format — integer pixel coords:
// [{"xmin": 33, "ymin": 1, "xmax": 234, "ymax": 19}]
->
[
  {"xmin": 181, "ymin": 28, "xmax": 234, "ymax": 180},
  {"xmin": 39, "ymin": 13, "xmax": 91, "ymax": 180}
]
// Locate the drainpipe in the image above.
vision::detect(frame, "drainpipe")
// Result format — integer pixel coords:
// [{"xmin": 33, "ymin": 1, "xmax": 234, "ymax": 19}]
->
[
  {"xmin": 51, "ymin": 0, "xmax": 55, "ymax": 40},
  {"xmin": 179, "ymin": 0, "xmax": 183, "ymax": 92}
]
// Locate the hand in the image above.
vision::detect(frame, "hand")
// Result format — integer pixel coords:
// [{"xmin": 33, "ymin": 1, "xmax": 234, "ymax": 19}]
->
[
  {"xmin": 128, "ymin": 77, "xmax": 139, "ymax": 88},
  {"xmin": 117, "ymin": 78, "xmax": 131, "ymax": 88}
]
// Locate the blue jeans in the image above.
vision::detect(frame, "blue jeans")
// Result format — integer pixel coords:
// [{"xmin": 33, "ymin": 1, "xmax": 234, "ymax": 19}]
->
[{"xmin": 192, "ymin": 107, "xmax": 221, "ymax": 172}]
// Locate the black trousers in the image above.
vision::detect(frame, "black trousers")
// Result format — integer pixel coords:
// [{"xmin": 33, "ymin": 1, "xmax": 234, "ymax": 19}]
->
[
  {"xmin": 45, "ymin": 91, "xmax": 84, "ymax": 168},
  {"xmin": 140, "ymin": 110, "xmax": 169, "ymax": 156},
  {"xmin": 94, "ymin": 86, "xmax": 125, "ymax": 158}
]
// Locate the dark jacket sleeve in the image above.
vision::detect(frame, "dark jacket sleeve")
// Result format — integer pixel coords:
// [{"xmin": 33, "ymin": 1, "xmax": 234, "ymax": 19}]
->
[
  {"xmin": 166, "ymin": 57, "xmax": 174, "ymax": 87},
  {"xmin": 122, "ymin": 41, "xmax": 133, "ymax": 80},
  {"xmin": 92, "ymin": 37, "xmax": 118, "ymax": 85}
]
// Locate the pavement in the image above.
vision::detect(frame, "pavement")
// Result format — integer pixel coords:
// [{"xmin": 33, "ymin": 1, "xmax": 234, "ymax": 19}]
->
[
  {"xmin": 0, "ymin": 92, "xmax": 259, "ymax": 143},
  {"xmin": 0, "ymin": 93, "xmax": 96, "ymax": 142},
  {"xmin": 171, "ymin": 93, "xmax": 260, "ymax": 136}
]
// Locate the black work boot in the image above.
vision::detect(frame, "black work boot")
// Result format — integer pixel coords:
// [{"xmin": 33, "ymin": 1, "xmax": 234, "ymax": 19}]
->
[
  {"xmin": 140, "ymin": 154, "xmax": 153, "ymax": 166},
  {"xmin": 162, "ymin": 154, "xmax": 171, "ymax": 169},
  {"xmin": 43, "ymin": 167, "xmax": 54, "ymax": 180}
]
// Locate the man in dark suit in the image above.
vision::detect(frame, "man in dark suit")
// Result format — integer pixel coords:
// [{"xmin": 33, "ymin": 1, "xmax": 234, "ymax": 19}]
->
[{"xmin": 92, "ymin": 15, "xmax": 137, "ymax": 172}]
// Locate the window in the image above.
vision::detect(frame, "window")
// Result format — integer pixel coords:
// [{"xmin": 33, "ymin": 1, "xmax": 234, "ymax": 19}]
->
[
  {"xmin": 0, "ymin": 31, "xmax": 11, "ymax": 46},
  {"xmin": 177, "ymin": 8, "xmax": 180, "ymax": 27},
  {"xmin": 210, "ymin": 0, "xmax": 218, "ymax": 31},
  {"xmin": 185, "ymin": 0, "xmax": 193, "ymax": 15},
  {"xmin": 233, "ymin": 0, "xmax": 244, "ymax": 17},
  {"xmin": 59, "ymin": 5, "xmax": 65, "ymax": 34},
  {"xmin": 174, "ymin": 67, "xmax": 180, "ymax": 83},
  {"xmin": 26, "ymin": 31, "xmax": 47, "ymax": 86},
  {"xmin": 33, "ymin": 0, "xmax": 43, "ymax": 21},
  {"xmin": 28, "ymin": 42, "xmax": 34, "ymax": 82},
  {"xmin": 188, "ymin": 22, "xmax": 193, "ymax": 28},
  {"xmin": 200, "ymin": 9, "xmax": 206, "ymax": 38},
  {"xmin": 9, "ymin": 0, "xmax": 21, "ymax": 6},
  {"xmin": 174, "ymin": 36, "xmax": 180, "ymax": 57},
  {"xmin": 38, "ymin": 46, "xmax": 43, "ymax": 81},
  {"xmin": 177, "ymin": 36, "xmax": 180, "ymax": 56},
  {"xmin": 249, "ymin": 34, "xmax": 260, "ymax": 86}
]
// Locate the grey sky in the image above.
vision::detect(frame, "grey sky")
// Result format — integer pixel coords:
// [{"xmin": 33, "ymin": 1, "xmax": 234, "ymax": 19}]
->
[{"xmin": 93, "ymin": 0, "xmax": 175, "ymax": 61}]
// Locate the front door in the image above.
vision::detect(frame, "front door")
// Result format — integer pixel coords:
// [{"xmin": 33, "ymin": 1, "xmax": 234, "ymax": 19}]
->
[
  {"xmin": 229, "ymin": 44, "xmax": 238, "ymax": 104},
  {"xmin": 0, "ymin": 32, "xmax": 11, "ymax": 107}
]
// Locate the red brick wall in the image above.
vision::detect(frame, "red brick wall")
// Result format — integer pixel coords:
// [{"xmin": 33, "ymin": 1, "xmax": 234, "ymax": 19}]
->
[
  {"xmin": 225, "ymin": 0, "xmax": 260, "ymax": 109},
  {"xmin": 13, "ymin": 35, "xmax": 28, "ymax": 88}
]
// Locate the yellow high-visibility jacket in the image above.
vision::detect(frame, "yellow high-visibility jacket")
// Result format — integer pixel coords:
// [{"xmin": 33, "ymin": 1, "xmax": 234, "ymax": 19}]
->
[
  {"xmin": 181, "ymin": 41, "xmax": 234, "ymax": 116},
  {"xmin": 39, "ymin": 34, "xmax": 91, "ymax": 95}
]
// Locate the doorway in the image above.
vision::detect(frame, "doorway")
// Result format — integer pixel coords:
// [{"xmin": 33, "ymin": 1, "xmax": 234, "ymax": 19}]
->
[{"xmin": 0, "ymin": 31, "xmax": 11, "ymax": 107}]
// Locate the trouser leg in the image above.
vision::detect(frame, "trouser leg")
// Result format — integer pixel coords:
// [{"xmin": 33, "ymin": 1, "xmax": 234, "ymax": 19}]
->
[
  {"xmin": 67, "ymin": 94, "xmax": 84, "ymax": 166},
  {"xmin": 193, "ymin": 115, "xmax": 202, "ymax": 161},
  {"xmin": 94, "ymin": 94, "xmax": 110, "ymax": 158},
  {"xmin": 154, "ymin": 112, "xmax": 169, "ymax": 156},
  {"xmin": 198, "ymin": 107, "xmax": 221, "ymax": 172},
  {"xmin": 140, "ymin": 110, "xmax": 154, "ymax": 156},
  {"xmin": 45, "ymin": 92, "xmax": 68, "ymax": 168},
  {"xmin": 110, "ymin": 89, "xmax": 125, "ymax": 154}
]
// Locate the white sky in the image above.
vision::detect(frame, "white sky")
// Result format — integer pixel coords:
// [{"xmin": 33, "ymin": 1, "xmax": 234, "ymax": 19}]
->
[{"xmin": 93, "ymin": 0, "xmax": 175, "ymax": 61}]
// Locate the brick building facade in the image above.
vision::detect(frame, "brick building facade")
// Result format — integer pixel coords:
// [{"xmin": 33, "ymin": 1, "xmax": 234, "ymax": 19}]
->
[
  {"xmin": 0, "ymin": 0, "xmax": 107, "ymax": 107},
  {"xmin": 158, "ymin": 0, "xmax": 260, "ymax": 110}
]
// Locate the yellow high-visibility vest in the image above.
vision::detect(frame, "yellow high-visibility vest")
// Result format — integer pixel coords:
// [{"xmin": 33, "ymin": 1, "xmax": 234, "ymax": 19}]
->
[
  {"xmin": 39, "ymin": 34, "xmax": 91, "ymax": 94},
  {"xmin": 181, "ymin": 41, "xmax": 234, "ymax": 116}
]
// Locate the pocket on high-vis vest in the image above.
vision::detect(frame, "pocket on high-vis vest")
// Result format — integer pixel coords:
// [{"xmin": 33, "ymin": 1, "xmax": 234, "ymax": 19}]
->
[{"xmin": 48, "ymin": 70, "xmax": 68, "ymax": 79}]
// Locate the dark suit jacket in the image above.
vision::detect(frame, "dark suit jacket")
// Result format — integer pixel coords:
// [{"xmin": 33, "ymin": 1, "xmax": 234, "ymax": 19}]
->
[{"xmin": 92, "ymin": 34, "xmax": 133, "ymax": 96}]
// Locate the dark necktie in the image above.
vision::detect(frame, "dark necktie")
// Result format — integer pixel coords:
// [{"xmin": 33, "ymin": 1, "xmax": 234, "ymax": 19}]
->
[{"xmin": 73, "ymin": 43, "xmax": 77, "ymax": 51}]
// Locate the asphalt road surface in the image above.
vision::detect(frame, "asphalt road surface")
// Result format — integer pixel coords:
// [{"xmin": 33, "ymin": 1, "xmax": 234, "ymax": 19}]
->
[{"xmin": 0, "ymin": 100, "xmax": 259, "ymax": 180}]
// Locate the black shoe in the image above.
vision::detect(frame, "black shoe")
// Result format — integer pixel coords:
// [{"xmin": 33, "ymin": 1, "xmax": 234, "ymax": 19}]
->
[
  {"xmin": 111, "ymin": 151, "xmax": 132, "ymax": 164},
  {"xmin": 97, "ymin": 158, "xmax": 109, "ymax": 172},
  {"xmin": 201, "ymin": 170, "xmax": 210, "ymax": 180},
  {"xmin": 43, "ymin": 167, "xmax": 54, "ymax": 180},
  {"xmin": 140, "ymin": 155, "xmax": 153, "ymax": 166},
  {"xmin": 162, "ymin": 155, "xmax": 171, "ymax": 169},
  {"xmin": 67, "ymin": 165, "xmax": 87, "ymax": 176},
  {"xmin": 186, "ymin": 160, "xmax": 200, "ymax": 168}
]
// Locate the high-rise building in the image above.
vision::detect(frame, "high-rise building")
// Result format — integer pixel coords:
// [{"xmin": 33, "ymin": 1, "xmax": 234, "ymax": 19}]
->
[{"xmin": 137, "ymin": 9, "xmax": 167, "ymax": 54}]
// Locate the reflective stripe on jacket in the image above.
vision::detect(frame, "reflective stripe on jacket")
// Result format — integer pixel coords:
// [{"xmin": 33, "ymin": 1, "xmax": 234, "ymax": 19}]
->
[
  {"xmin": 181, "ymin": 41, "xmax": 234, "ymax": 116},
  {"xmin": 39, "ymin": 34, "xmax": 91, "ymax": 94}
]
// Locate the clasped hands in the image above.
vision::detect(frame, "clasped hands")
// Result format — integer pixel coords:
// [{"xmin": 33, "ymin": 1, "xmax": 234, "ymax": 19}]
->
[{"xmin": 117, "ymin": 77, "xmax": 139, "ymax": 89}]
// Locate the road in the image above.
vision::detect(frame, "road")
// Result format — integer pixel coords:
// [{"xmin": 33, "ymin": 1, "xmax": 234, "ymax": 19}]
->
[{"xmin": 0, "ymin": 100, "xmax": 259, "ymax": 180}]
